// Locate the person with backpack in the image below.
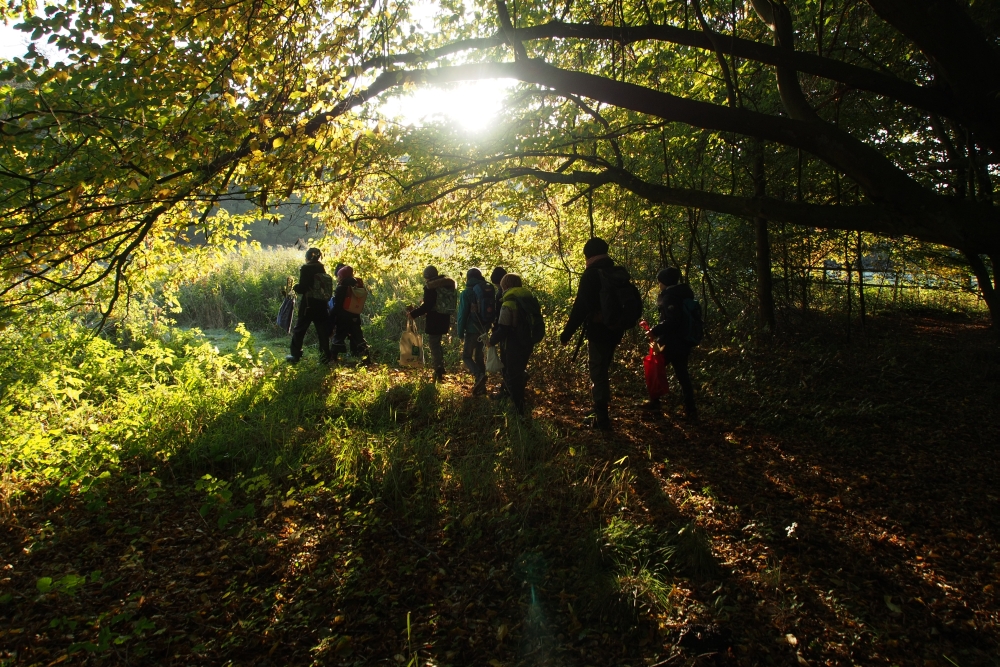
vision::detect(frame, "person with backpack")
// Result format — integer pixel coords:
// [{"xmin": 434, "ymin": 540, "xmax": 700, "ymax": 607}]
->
[
  {"xmin": 489, "ymin": 273, "xmax": 543, "ymax": 416},
  {"xmin": 488, "ymin": 266, "xmax": 509, "ymax": 399},
  {"xmin": 330, "ymin": 265, "xmax": 370, "ymax": 365},
  {"xmin": 559, "ymin": 237, "xmax": 643, "ymax": 430},
  {"xmin": 490, "ymin": 266, "xmax": 507, "ymax": 319},
  {"xmin": 286, "ymin": 247, "xmax": 332, "ymax": 364},
  {"xmin": 408, "ymin": 265, "xmax": 457, "ymax": 383},
  {"xmin": 647, "ymin": 267, "xmax": 700, "ymax": 421},
  {"xmin": 456, "ymin": 268, "xmax": 494, "ymax": 396},
  {"xmin": 327, "ymin": 262, "xmax": 346, "ymax": 343}
]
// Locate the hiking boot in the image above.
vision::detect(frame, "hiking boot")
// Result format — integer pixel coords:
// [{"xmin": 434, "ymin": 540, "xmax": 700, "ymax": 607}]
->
[
  {"xmin": 582, "ymin": 411, "xmax": 613, "ymax": 431},
  {"xmin": 285, "ymin": 354, "xmax": 300, "ymax": 364},
  {"xmin": 683, "ymin": 404, "xmax": 699, "ymax": 423},
  {"xmin": 639, "ymin": 398, "xmax": 661, "ymax": 411},
  {"xmin": 472, "ymin": 375, "xmax": 488, "ymax": 396}
]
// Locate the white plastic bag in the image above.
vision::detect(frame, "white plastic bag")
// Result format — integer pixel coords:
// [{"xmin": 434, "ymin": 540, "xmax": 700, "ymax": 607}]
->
[
  {"xmin": 485, "ymin": 344, "xmax": 503, "ymax": 374},
  {"xmin": 399, "ymin": 318, "xmax": 423, "ymax": 367}
]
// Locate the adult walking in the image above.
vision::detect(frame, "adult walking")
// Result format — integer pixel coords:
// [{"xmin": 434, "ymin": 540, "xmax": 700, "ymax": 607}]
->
[
  {"xmin": 648, "ymin": 267, "xmax": 699, "ymax": 421},
  {"xmin": 489, "ymin": 273, "xmax": 540, "ymax": 416},
  {"xmin": 286, "ymin": 247, "xmax": 332, "ymax": 364},
  {"xmin": 489, "ymin": 266, "xmax": 509, "ymax": 399},
  {"xmin": 456, "ymin": 268, "xmax": 493, "ymax": 395},
  {"xmin": 559, "ymin": 237, "xmax": 632, "ymax": 430},
  {"xmin": 408, "ymin": 266, "xmax": 457, "ymax": 383}
]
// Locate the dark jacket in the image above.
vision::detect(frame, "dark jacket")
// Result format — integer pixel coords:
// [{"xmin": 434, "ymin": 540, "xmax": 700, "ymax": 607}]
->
[
  {"xmin": 292, "ymin": 260, "xmax": 326, "ymax": 309},
  {"xmin": 332, "ymin": 276, "xmax": 361, "ymax": 326},
  {"xmin": 457, "ymin": 275, "xmax": 490, "ymax": 338},
  {"xmin": 293, "ymin": 260, "xmax": 326, "ymax": 295},
  {"xmin": 410, "ymin": 276, "xmax": 455, "ymax": 336},
  {"xmin": 651, "ymin": 283, "xmax": 695, "ymax": 351},
  {"xmin": 560, "ymin": 255, "xmax": 619, "ymax": 343}
]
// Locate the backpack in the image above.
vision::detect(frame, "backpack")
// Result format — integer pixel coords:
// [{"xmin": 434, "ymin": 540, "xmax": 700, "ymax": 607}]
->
[
  {"xmin": 342, "ymin": 286, "xmax": 368, "ymax": 314},
  {"xmin": 307, "ymin": 272, "xmax": 334, "ymax": 301},
  {"xmin": 513, "ymin": 293, "xmax": 545, "ymax": 346},
  {"xmin": 472, "ymin": 282, "xmax": 497, "ymax": 325},
  {"xmin": 276, "ymin": 295, "xmax": 294, "ymax": 332},
  {"xmin": 597, "ymin": 266, "xmax": 643, "ymax": 330},
  {"xmin": 681, "ymin": 297, "xmax": 704, "ymax": 346},
  {"xmin": 434, "ymin": 285, "xmax": 457, "ymax": 315}
]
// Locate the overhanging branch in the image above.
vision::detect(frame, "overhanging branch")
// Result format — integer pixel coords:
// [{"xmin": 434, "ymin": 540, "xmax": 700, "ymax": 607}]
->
[{"xmin": 363, "ymin": 20, "xmax": 955, "ymax": 117}]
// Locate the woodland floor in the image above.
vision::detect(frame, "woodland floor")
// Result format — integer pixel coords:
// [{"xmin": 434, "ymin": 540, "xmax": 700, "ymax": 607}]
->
[{"xmin": 1, "ymin": 311, "xmax": 999, "ymax": 666}]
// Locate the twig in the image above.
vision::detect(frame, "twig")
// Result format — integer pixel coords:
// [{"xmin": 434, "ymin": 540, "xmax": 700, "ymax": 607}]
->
[
  {"xmin": 388, "ymin": 522, "xmax": 440, "ymax": 560},
  {"xmin": 649, "ymin": 652, "xmax": 684, "ymax": 667}
]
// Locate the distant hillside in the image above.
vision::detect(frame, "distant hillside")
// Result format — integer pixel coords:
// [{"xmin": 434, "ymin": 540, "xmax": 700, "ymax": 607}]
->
[{"xmin": 219, "ymin": 194, "xmax": 326, "ymax": 247}]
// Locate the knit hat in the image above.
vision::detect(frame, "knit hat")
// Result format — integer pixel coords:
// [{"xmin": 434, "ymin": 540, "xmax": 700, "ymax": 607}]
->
[
  {"xmin": 337, "ymin": 265, "xmax": 354, "ymax": 281},
  {"xmin": 657, "ymin": 267, "xmax": 681, "ymax": 286},
  {"xmin": 499, "ymin": 273, "xmax": 522, "ymax": 292},
  {"xmin": 583, "ymin": 237, "xmax": 609, "ymax": 259},
  {"xmin": 305, "ymin": 247, "xmax": 322, "ymax": 261},
  {"xmin": 489, "ymin": 266, "xmax": 507, "ymax": 285},
  {"xmin": 466, "ymin": 268, "xmax": 483, "ymax": 281},
  {"xmin": 422, "ymin": 265, "xmax": 438, "ymax": 280}
]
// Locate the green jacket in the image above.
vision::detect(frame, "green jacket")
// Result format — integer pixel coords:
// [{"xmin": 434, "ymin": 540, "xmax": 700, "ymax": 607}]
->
[{"xmin": 489, "ymin": 286, "xmax": 534, "ymax": 347}]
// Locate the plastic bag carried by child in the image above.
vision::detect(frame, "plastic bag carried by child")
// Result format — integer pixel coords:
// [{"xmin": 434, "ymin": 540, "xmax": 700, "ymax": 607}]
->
[
  {"xmin": 639, "ymin": 320, "xmax": 669, "ymax": 399},
  {"xmin": 485, "ymin": 344, "xmax": 504, "ymax": 374}
]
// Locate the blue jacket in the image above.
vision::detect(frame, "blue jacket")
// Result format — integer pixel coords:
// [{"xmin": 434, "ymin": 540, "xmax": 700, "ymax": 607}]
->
[{"xmin": 457, "ymin": 275, "xmax": 489, "ymax": 338}]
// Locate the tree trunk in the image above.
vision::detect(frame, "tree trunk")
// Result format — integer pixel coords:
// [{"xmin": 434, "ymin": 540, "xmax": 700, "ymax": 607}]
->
[
  {"xmin": 845, "ymin": 234, "xmax": 853, "ymax": 343},
  {"xmin": 754, "ymin": 151, "xmax": 776, "ymax": 332},
  {"xmin": 756, "ymin": 217, "xmax": 776, "ymax": 332},
  {"xmin": 857, "ymin": 231, "xmax": 867, "ymax": 332},
  {"xmin": 965, "ymin": 250, "xmax": 999, "ymax": 327}
]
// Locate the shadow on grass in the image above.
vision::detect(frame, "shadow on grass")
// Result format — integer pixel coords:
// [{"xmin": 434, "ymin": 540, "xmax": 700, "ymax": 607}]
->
[{"xmin": 1, "ymin": 360, "xmax": 697, "ymax": 667}]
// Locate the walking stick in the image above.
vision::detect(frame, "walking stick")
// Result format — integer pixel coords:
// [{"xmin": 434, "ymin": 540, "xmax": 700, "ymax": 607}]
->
[{"xmin": 570, "ymin": 329, "xmax": 586, "ymax": 363}]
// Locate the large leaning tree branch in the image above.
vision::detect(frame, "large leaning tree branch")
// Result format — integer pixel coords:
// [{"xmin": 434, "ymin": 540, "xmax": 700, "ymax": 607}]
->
[
  {"xmin": 509, "ymin": 164, "xmax": 924, "ymax": 241},
  {"xmin": 865, "ymin": 0, "xmax": 1000, "ymax": 154},
  {"xmin": 361, "ymin": 19, "xmax": 956, "ymax": 118}
]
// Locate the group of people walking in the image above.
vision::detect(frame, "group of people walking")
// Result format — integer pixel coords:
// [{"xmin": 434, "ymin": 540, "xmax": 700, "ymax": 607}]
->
[
  {"xmin": 285, "ymin": 247, "xmax": 369, "ymax": 366},
  {"xmin": 285, "ymin": 237, "xmax": 700, "ymax": 430}
]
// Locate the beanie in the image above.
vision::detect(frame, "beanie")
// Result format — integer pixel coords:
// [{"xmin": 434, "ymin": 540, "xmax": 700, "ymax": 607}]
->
[
  {"xmin": 422, "ymin": 265, "xmax": 438, "ymax": 280},
  {"xmin": 583, "ymin": 237, "xmax": 609, "ymax": 259},
  {"xmin": 489, "ymin": 266, "xmax": 507, "ymax": 285},
  {"xmin": 337, "ymin": 265, "xmax": 354, "ymax": 281},
  {"xmin": 657, "ymin": 267, "xmax": 681, "ymax": 286},
  {"xmin": 499, "ymin": 273, "xmax": 522, "ymax": 292},
  {"xmin": 305, "ymin": 247, "xmax": 322, "ymax": 261},
  {"xmin": 466, "ymin": 268, "xmax": 483, "ymax": 281}
]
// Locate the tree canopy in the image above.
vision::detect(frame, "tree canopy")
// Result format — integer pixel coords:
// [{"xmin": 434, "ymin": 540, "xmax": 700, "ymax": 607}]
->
[{"xmin": 2, "ymin": 0, "xmax": 999, "ymax": 319}]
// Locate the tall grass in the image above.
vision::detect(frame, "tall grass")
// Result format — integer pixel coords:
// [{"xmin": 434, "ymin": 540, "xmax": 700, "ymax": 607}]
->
[{"xmin": 173, "ymin": 247, "xmax": 301, "ymax": 331}]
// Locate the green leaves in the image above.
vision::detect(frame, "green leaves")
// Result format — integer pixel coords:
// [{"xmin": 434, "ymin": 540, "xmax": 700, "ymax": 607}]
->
[{"xmin": 36, "ymin": 573, "xmax": 87, "ymax": 596}]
